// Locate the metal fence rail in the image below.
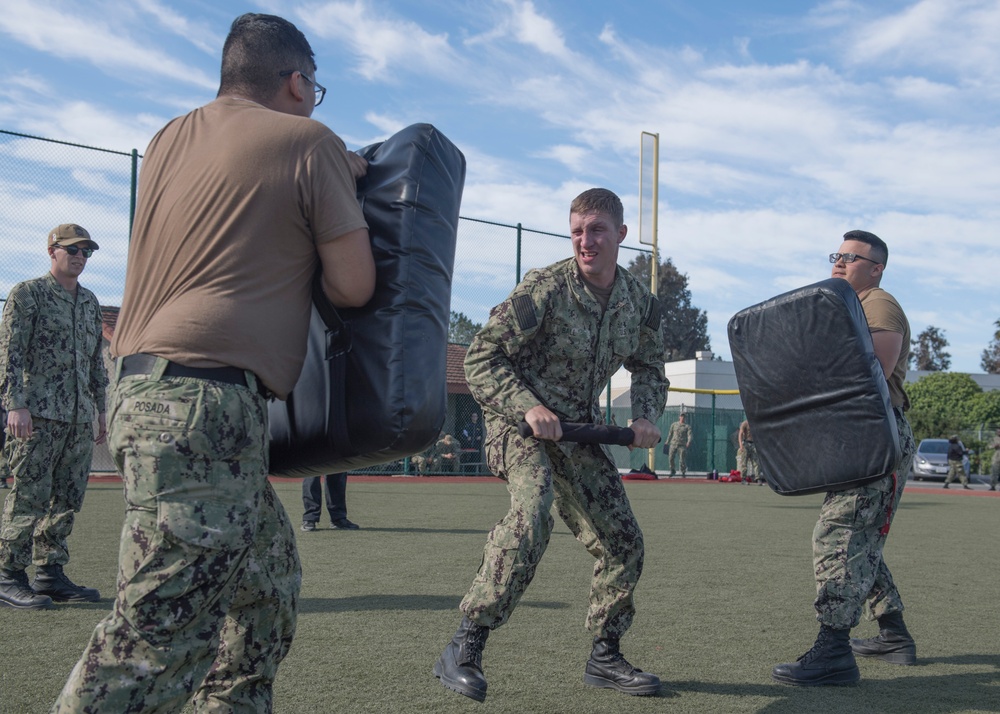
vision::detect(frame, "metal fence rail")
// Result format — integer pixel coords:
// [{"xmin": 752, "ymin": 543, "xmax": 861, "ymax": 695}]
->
[{"xmin": 1, "ymin": 128, "xmax": 743, "ymax": 477}]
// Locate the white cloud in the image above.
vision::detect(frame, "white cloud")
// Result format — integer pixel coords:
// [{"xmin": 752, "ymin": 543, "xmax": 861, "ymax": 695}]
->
[
  {"xmin": 536, "ymin": 144, "xmax": 589, "ymax": 173},
  {"xmin": 0, "ymin": 82, "xmax": 166, "ymax": 152},
  {"xmin": 134, "ymin": 0, "xmax": 222, "ymax": 55},
  {"xmin": 0, "ymin": 0, "xmax": 217, "ymax": 90},
  {"xmin": 301, "ymin": 0, "xmax": 460, "ymax": 81},
  {"xmin": 501, "ymin": 0, "xmax": 574, "ymax": 63},
  {"xmin": 847, "ymin": 0, "xmax": 1000, "ymax": 79},
  {"xmin": 885, "ymin": 75, "xmax": 958, "ymax": 102}
]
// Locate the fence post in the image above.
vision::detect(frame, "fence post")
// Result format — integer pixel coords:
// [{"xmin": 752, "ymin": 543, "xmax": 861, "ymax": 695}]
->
[
  {"xmin": 516, "ymin": 223, "xmax": 522, "ymax": 282},
  {"xmin": 710, "ymin": 393, "xmax": 717, "ymax": 473},
  {"xmin": 129, "ymin": 149, "xmax": 139, "ymax": 238}
]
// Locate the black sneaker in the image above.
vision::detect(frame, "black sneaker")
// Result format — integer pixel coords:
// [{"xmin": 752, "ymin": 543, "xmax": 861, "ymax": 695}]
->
[
  {"xmin": 0, "ymin": 568, "xmax": 54, "ymax": 610},
  {"xmin": 332, "ymin": 518, "xmax": 360, "ymax": 530},
  {"xmin": 31, "ymin": 565, "xmax": 100, "ymax": 603},
  {"xmin": 301, "ymin": 521, "xmax": 317, "ymax": 532}
]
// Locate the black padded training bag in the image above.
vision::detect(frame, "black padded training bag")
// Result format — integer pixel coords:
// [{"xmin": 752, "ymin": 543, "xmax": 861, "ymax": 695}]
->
[
  {"xmin": 727, "ymin": 278, "xmax": 901, "ymax": 496},
  {"xmin": 268, "ymin": 123, "xmax": 465, "ymax": 477}
]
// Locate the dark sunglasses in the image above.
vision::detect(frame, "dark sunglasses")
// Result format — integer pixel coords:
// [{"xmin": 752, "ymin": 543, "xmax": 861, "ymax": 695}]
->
[{"xmin": 54, "ymin": 244, "xmax": 95, "ymax": 258}]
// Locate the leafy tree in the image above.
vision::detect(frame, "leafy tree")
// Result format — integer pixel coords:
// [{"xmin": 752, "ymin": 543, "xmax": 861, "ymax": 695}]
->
[
  {"xmin": 903, "ymin": 372, "xmax": 981, "ymax": 441},
  {"xmin": 449, "ymin": 311, "xmax": 482, "ymax": 345},
  {"xmin": 909, "ymin": 326, "xmax": 951, "ymax": 371},
  {"xmin": 627, "ymin": 253, "xmax": 710, "ymax": 361},
  {"xmin": 981, "ymin": 319, "xmax": 1000, "ymax": 374},
  {"xmin": 969, "ymin": 390, "xmax": 1000, "ymax": 431}
]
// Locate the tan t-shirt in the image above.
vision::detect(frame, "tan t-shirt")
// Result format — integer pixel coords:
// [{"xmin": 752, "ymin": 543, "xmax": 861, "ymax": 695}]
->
[
  {"xmin": 859, "ymin": 287, "xmax": 910, "ymax": 409},
  {"xmin": 112, "ymin": 97, "xmax": 368, "ymax": 399}
]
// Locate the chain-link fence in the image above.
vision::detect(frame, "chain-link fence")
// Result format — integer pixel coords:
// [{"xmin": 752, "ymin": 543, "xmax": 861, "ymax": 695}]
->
[{"xmin": 1, "ymin": 129, "xmax": 743, "ymax": 477}]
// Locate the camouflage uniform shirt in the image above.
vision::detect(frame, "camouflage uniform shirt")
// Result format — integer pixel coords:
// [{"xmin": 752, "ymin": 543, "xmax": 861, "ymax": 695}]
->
[
  {"xmin": 667, "ymin": 421, "xmax": 691, "ymax": 447},
  {"xmin": 0, "ymin": 273, "xmax": 106, "ymax": 422},
  {"xmin": 465, "ymin": 257, "xmax": 666, "ymax": 433}
]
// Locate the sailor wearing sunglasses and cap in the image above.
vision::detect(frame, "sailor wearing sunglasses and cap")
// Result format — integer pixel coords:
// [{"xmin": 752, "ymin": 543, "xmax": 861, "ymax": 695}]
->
[{"xmin": 0, "ymin": 223, "xmax": 107, "ymax": 611}]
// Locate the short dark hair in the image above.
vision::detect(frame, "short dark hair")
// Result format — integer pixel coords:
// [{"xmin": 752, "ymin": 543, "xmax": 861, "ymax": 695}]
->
[
  {"xmin": 218, "ymin": 13, "xmax": 316, "ymax": 102},
  {"xmin": 843, "ymin": 229, "xmax": 888, "ymax": 267},
  {"xmin": 570, "ymin": 188, "xmax": 624, "ymax": 228}
]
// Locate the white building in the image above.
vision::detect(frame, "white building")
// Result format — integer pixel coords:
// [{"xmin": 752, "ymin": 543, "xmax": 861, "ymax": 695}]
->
[{"xmin": 604, "ymin": 354, "xmax": 1000, "ymax": 410}]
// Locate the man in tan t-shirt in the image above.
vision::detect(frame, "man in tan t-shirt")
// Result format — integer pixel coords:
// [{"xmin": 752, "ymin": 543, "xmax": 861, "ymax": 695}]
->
[
  {"xmin": 55, "ymin": 14, "xmax": 374, "ymax": 712},
  {"xmin": 773, "ymin": 230, "xmax": 917, "ymax": 686}
]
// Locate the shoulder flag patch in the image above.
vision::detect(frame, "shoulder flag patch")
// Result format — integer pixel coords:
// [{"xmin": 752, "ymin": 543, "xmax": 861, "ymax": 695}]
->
[
  {"xmin": 643, "ymin": 296, "xmax": 661, "ymax": 330},
  {"xmin": 511, "ymin": 294, "xmax": 538, "ymax": 331}
]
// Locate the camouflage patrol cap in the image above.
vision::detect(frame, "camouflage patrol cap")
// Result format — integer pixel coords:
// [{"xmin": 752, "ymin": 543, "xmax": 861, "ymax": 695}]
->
[{"xmin": 48, "ymin": 224, "xmax": 99, "ymax": 249}]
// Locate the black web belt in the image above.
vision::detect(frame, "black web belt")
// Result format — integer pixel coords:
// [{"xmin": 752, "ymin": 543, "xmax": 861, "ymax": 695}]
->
[{"xmin": 119, "ymin": 353, "xmax": 270, "ymax": 399}]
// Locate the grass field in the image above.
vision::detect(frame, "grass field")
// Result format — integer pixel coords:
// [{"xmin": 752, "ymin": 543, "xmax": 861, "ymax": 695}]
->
[{"xmin": 1, "ymin": 478, "xmax": 997, "ymax": 713}]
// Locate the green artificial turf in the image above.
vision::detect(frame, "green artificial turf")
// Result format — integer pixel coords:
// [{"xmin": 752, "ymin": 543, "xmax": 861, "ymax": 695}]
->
[{"xmin": 0, "ymin": 479, "xmax": 996, "ymax": 713}]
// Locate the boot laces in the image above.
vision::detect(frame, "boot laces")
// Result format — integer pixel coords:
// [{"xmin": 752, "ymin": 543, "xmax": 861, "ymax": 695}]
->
[
  {"xmin": 2, "ymin": 569, "xmax": 35, "ymax": 597},
  {"xmin": 610, "ymin": 653, "xmax": 642, "ymax": 675},
  {"xmin": 594, "ymin": 642, "xmax": 642, "ymax": 674},
  {"xmin": 797, "ymin": 629, "xmax": 831, "ymax": 664},
  {"xmin": 41, "ymin": 565, "xmax": 83, "ymax": 591},
  {"xmin": 461, "ymin": 626, "xmax": 489, "ymax": 669}
]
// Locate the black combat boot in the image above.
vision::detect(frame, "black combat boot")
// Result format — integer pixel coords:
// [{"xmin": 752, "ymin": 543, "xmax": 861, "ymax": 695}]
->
[
  {"xmin": 31, "ymin": 564, "xmax": 101, "ymax": 603},
  {"xmin": 772, "ymin": 624, "xmax": 860, "ymax": 686},
  {"xmin": 583, "ymin": 637, "xmax": 662, "ymax": 696},
  {"xmin": 850, "ymin": 612, "xmax": 916, "ymax": 665},
  {"xmin": 433, "ymin": 616, "xmax": 490, "ymax": 701},
  {"xmin": 0, "ymin": 567, "xmax": 54, "ymax": 610}
]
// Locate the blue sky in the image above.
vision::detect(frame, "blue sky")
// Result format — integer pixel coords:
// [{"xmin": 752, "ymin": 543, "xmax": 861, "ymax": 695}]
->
[{"xmin": 1, "ymin": 0, "xmax": 998, "ymax": 372}]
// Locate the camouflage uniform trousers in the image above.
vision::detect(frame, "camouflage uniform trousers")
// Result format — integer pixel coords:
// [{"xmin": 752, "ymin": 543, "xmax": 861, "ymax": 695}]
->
[
  {"xmin": 0, "ymin": 417, "xmax": 94, "ymax": 571},
  {"xmin": 461, "ymin": 426, "xmax": 644, "ymax": 639},
  {"xmin": 943, "ymin": 459, "xmax": 968, "ymax": 486},
  {"xmin": 813, "ymin": 410, "xmax": 916, "ymax": 630},
  {"xmin": 742, "ymin": 441, "xmax": 760, "ymax": 480},
  {"xmin": 667, "ymin": 444, "xmax": 688, "ymax": 476},
  {"xmin": 54, "ymin": 367, "xmax": 301, "ymax": 713}
]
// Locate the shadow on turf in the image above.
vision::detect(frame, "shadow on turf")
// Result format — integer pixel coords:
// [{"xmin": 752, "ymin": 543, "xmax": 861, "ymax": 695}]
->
[
  {"xmin": 298, "ymin": 594, "xmax": 571, "ymax": 614},
  {"xmin": 52, "ymin": 600, "xmax": 113, "ymax": 612},
  {"xmin": 667, "ymin": 654, "xmax": 1000, "ymax": 714},
  {"xmin": 350, "ymin": 527, "xmax": 490, "ymax": 535},
  {"xmin": 350, "ymin": 527, "xmax": 579, "ymax": 537}
]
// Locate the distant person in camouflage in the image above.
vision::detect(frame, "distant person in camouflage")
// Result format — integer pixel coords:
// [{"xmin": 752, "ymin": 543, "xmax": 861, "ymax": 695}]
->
[
  {"xmin": 773, "ymin": 230, "xmax": 917, "ymax": 686},
  {"xmin": 664, "ymin": 413, "xmax": 692, "ymax": 477},
  {"xmin": 987, "ymin": 429, "xmax": 1000, "ymax": 490},
  {"xmin": 54, "ymin": 13, "xmax": 374, "ymax": 713},
  {"xmin": 434, "ymin": 188, "xmax": 668, "ymax": 702},
  {"xmin": 436, "ymin": 433, "xmax": 460, "ymax": 473},
  {"xmin": 738, "ymin": 419, "xmax": 761, "ymax": 483},
  {"xmin": 410, "ymin": 443, "xmax": 440, "ymax": 474},
  {"xmin": 0, "ymin": 224, "xmax": 107, "ymax": 611},
  {"xmin": 942, "ymin": 435, "xmax": 970, "ymax": 489}
]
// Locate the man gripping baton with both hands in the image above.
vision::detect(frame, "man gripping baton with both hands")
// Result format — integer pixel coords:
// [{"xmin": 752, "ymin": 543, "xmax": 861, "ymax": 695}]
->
[{"xmin": 433, "ymin": 188, "xmax": 668, "ymax": 702}]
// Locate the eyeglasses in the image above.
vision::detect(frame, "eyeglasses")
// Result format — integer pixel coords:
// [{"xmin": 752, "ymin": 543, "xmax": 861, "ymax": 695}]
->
[
  {"xmin": 54, "ymin": 244, "xmax": 94, "ymax": 258},
  {"xmin": 829, "ymin": 252, "xmax": 879, "ymax": 265},
  {"xmin": 279, "ymin": 69, "xmax": 326, "ymax": 107}
]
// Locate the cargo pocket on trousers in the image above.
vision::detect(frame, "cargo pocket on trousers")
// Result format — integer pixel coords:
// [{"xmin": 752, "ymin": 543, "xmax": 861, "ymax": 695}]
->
[
  {"xmin": 120, "ymin": 500, "xmax": 255, "ymax": 648},
  {"xmin": 158, "ymin": 498, "xmax": 257, "ymax": 552}
]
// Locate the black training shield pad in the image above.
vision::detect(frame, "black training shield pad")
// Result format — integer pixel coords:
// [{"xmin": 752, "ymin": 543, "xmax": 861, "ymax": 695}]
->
[
  {"xmin": 268, "ymin": 123, "xmax": 465, "ymax": 477},
  {"xmin": 727, "ymin": 278, "xmax": 900, "ymax": 496}
]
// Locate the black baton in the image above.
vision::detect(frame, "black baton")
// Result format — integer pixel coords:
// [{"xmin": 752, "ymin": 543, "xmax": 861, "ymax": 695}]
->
[{"xmin": 517, "ymin": 421, "xmax": 637, "ymax": 446}]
